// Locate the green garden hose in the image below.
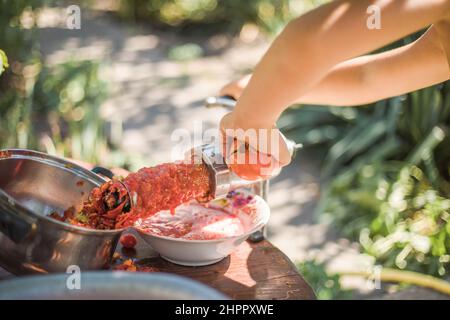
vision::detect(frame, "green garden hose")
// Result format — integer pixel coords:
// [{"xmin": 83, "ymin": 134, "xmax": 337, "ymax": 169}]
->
[{"xmin": 339, "ymin": 268, "xmax": 450, "ymax": 296}]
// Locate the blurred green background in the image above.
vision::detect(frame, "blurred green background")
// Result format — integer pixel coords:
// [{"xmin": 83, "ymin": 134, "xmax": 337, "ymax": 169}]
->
[{"xmin": 0, "ymin": 0, "xmax": 448, "ymax": 298}]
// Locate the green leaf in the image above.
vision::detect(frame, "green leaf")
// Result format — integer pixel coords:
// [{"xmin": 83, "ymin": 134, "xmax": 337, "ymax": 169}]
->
[
  {"xmin": 297, "ymin": 260, "xmax": 353, "ymax": 300},
  {"xmin": 323, "ymin": 117, "xmax": 388, "ymax": 176},
  {"xmin": 406, "ymin": 126, "xmax": 445, "ymax": 166},
  {"xmin": 0, "ymin": 49, "xmax": 8, "ymax": 76},
  {"xmin": 168, "ymin": 43, "xmax": 203, "ymax": 61}
]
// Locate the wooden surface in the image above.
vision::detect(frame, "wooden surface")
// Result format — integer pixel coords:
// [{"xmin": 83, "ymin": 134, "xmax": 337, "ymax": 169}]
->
[
  {"xmin": 120, "ymin": 235, "xmax": 315, "ymax": 300},
  {"xmin": 0, "ymin": 238, "xmax": 315, "ymax": 300},
  {"xmin": 159, "ymin": 240, "xmax": 315, "ymax": 300}
]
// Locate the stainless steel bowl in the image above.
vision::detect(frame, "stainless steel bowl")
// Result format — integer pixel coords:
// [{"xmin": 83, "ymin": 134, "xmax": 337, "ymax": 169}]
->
[
  {"xmin": 0, "ymin": 271, "xmax": 228, "ymax": 299},
  {"xmin": 0, "ymin": 149, "xmax": 124, "ymax": 275}
]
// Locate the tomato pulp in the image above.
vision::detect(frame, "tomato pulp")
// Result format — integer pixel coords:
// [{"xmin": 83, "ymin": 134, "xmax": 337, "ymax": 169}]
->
[
  {"xmin": 51, "ymin": 162, "xmax": 212, "ymax": 230},
  {"xmin": 136, "ymin": 203, "xmax": 246, "ymax": 240}
]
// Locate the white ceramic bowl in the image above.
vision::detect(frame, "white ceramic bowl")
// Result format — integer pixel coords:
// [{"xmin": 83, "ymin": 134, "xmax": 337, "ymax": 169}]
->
[{"xmin": 135, "ymin": 190, "xmax": 270, "ymax": 266}]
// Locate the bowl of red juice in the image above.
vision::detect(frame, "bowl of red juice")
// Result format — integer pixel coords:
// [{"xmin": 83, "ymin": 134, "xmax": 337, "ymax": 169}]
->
[{"xmin": 134, "ymin": 189, "xmax": 270, "ymax": 266}]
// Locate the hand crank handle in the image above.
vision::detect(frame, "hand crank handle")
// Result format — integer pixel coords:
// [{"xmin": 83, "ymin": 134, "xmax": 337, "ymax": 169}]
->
[
  {"xmin": 205, "ymin": 95, "xmax": 237, "ymax": 110},
  {"xmin": 205, "ymin": 95, "xmax": 302, "ymax": 156}
]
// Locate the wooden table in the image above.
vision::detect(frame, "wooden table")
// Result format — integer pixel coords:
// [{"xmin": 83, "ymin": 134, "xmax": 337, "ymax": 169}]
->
[
  {"xmin": 0, "ymin": 237, "xmax": 315, "ymax": 300},
  {"xmin": 120, "ymin": 234, "xmax": 315, "ymax": 300}
]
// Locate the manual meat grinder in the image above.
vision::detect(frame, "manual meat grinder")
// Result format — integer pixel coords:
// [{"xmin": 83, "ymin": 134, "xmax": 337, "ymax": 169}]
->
[{"xmin": 193, "ymin": 96, "xmax": 301, "ymax": 242}]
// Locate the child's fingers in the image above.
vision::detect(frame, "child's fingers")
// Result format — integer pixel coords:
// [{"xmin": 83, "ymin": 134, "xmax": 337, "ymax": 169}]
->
[
  {"xmin": 220, "ymin": 113, "xmax": 291, "ymax": 164},
  {"xmin": 219, "ymin": 74, "xmax": 252, "ymax": 100},
  {"xmin": 219, "ymin": 82, "xmax": 242, "ymax": 100}
]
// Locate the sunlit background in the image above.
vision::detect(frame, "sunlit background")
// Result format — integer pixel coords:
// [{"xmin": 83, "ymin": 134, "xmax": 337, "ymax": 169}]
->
[{"xmin": 0, "ymin": 0, "xmax": 449, "ymax": 299}]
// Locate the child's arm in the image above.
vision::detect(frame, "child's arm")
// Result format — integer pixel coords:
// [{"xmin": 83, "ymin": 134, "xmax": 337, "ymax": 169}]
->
[
  {"xmin": 221, "ymin": 0, "xmax": 450, "ymax": 169},
  {"xmin": 222, "ymin": 25, "xmax": 450, "ymax": 107},
  {"xmin": 229, "ymin": 0, "xmax": 450, "ymax": 129}
]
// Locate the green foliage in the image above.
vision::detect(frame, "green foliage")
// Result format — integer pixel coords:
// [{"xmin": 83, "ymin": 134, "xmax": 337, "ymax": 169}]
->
[
  {"xmin": 0, "ymin": 0, "xmax": 134, "ymax": 168},
  {"xmin": 1, "ymin": 0, "xmax": 45, "ymax": 150},
  {"xmin": 168, "ymin": 43, "xmax": 204, "ymax": 61},
  {"xmin": 320, "ymin": 164, "xmax": 450, "ymax": 277},
  {"xmin": 33, "ymin": 61, "xmax": 108, "ymax": 164},
  {"xmin": 297, "ymin": 260, "xmax": 353, "ymax": 299},
  {"xmin": 0, "ymin": 57, "xmax": 113, "ymax": 164},
  {"xmin": 281, "ymin": 75, "xmax": 450, "ymax": 277},
  {"xmin": 116, "ymin": 0, "xmax": 329, "ymax": 34},
  {"xmin": 0, "ymin": 49, "xmax": 8, "ymax": 76}
]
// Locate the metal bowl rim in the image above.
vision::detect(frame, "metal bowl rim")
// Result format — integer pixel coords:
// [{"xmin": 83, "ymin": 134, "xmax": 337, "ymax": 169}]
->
[{"xmin": 0, "ymin": 270, "xmax": 229, "ymax": 299}]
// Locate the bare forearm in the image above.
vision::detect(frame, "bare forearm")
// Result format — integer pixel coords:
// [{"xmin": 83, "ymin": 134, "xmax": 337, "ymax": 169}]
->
[
  {"xmin": 234, "ymin": 0, "xmax": 450, "ymax": 127},
  {"xmin": 295, "ymin": 56, "xmax": 375, "ymax": 106},
  {"xmin": 298, "ymin": 27, "xmax": 450, "ymax": 106}
]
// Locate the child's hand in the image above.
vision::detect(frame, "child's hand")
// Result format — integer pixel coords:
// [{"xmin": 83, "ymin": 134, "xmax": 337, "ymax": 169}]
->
[
  {"xmin": 219, "ymin": 111, "xmax": 291, "ymax": 180},
  {"xmin": 219, "ymin": 74, "xmax": 252, "ymax": 100}
]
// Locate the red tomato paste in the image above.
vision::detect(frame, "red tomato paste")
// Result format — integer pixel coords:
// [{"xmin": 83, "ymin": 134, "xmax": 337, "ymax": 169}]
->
[
  {"xmin": 136, "ymin": 191, "xmax": 256, "ymax": 240},
  {"xmin": 51, "ymin": 162, "xmax": 211, "ymax": 230},
  {"xmin": 115, "ymin": 162, "xmax": 211, "ymax": 229},
  {"xmin": 136, "ymin": 203, "xmax": 247, "ymax": 240}
]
